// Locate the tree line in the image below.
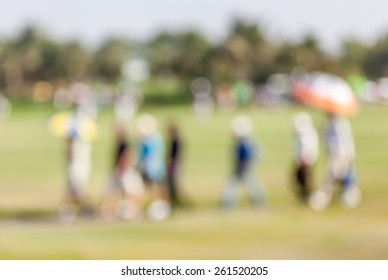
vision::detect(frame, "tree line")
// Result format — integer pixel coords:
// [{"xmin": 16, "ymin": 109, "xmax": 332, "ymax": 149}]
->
[{"xmin": 1, "ymin": 19, "xmax": 388, "ymax": 98}]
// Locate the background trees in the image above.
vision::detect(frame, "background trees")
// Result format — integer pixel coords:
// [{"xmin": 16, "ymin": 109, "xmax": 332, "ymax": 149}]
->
[{"xmin": 1, "ymin": 19, "xmax": 388, "ymax": 102}]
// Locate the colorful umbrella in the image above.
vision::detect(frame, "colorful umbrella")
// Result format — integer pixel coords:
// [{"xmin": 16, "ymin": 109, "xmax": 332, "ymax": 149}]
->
[
  {"xmin": 293, "ymin": 73, "xmax": 359, "ymax": 116},
  {"xmin": 48, "ymin": 111, "xmax": 99, "ymax": 142}
]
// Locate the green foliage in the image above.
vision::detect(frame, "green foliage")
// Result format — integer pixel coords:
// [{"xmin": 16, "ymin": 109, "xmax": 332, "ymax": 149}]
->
[
  {"xmin": 93, "ymin": 38, "xmax": 128, "ymax": 82},
  {"xmin": 146, "ymin": 31, "xmax": 212, "ymax": 80},
  {"xmin": 362, "ymin": 35, "xmax": 388, "ymax": 78},
  {"xmin": 2, "ymin": 20, "xmax": 388, "ymax": 102},
  {"xmin": 141, "ymin": 77, "xmax": 190, "ymax": 104}
]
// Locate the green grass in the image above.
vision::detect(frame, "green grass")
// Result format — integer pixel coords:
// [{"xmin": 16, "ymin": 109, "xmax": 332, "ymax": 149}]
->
[{"xmin": 0, "ymin": 104, "xmax": 387, "ymax": 259}]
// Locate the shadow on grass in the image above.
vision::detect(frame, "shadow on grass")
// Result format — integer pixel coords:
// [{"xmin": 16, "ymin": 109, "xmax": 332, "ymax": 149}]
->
[{"xmin": 0, "ymin": 208, "xmax": 98, "ymax": 223}]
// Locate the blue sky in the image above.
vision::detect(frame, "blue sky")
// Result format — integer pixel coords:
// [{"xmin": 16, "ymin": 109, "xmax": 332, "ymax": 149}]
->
[{"xmin": 1, "ymin": 0, "xmax": 388, "ymax": 51}]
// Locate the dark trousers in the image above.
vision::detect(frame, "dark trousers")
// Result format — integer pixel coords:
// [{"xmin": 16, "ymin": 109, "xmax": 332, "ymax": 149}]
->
[
  {"xmin": 294, "ymin": 163, "xmax": 311, "ymax": 202},
  {"xmin": 167, "ymin": 161, "xmax": 181, "ymax": 207}
]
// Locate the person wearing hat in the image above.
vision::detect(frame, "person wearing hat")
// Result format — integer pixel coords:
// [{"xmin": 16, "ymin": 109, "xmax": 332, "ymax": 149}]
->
[
  {"xmin": 292, "ymin": 112, "xmax": 319, "ymax": 202},
  {"xmin": 221, "ymin": 115, "xmax": 266, "ymax": 208},
  {"xmin": 309, "ymin": 113, "xmax": 361, "ymax": 210},
  {"xmin": 136, "ymin": 115, "xmax": 165, "ymax": 184},
  {"xmin": 58, "ymin": 110, "xmax": 94, "ymax": 223},
  {"xmin": 136, "ymin": 114, "xmax": 171, "ymax": 220}
]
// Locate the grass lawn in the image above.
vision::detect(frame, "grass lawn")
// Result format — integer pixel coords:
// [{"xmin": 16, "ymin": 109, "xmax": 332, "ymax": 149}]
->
[{"xmin": 0, "ymin": 104, "xmax": 387, "ymax": 259}]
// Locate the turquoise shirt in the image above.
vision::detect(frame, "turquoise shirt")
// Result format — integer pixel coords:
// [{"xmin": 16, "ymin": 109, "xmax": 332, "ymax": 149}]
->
[{"xmin": 138, "ymin": 133, "xmax": 166, "ymax": 181}]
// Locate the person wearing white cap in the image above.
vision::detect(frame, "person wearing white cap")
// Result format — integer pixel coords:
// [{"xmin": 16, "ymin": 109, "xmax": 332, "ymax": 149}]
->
[
  {"xmin": 58, "ymin": 115, "xmax": 93, "ymax": 223},
  {"xmin": 221, "ymin": 115, "xmax": 266, "ymax": 208},
  {"xmin": 309, "ymin": 113, "xmax": 361, "ymax": 210},
  {"xmin": 292, "ymin": 112, "xmax": 319, "ymax": 202},
  {"xmin": 136, "ymin": 114, "xmax": 171, "ymax": 220}
]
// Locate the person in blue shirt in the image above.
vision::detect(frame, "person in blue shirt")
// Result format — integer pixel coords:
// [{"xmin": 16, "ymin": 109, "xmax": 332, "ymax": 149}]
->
[
  {"xmin": 137, "ymin": 126, "xmax": 166, "ymax": 184},
  {"xmin": 136, "ymin": 114, "xmax": 171, "ymax": 220},
  {"xmin": 221, "ymin": 115, "xmax": 266, "ymax": 208}
]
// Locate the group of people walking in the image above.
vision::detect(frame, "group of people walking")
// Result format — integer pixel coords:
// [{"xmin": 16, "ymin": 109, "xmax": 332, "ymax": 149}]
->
[
  {"xmin": 292, "ymin": 112, "xmax": 361, "ymax": 210},
  {"xmin": 58, "ymin": 109, "xmax": 184, "ymax": 223},
  {"xmin": 220, "ymin": 110, "xmax": 361, "ymax": 212},
  {"xmin": 57, "ymin": 106, "xmax": 361, "ymax": 224}
]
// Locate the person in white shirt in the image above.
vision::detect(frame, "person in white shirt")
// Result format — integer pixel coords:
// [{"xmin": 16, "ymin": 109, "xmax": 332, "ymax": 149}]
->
[
  {"xmin": 309, "ymin": 113, "xmax": 361, "ymax": 210},
  {"xmin": 292, "ymin": 112, "xmax": 319, "ymax": 202},
  {"xmin": 58, "ymin": 110, "xmax": 94, "ymax": 223}
]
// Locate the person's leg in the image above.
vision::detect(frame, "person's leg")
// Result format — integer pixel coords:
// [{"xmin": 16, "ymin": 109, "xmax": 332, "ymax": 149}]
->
[
  {"xmin": 342, "ymin": 167, "xmax": 357, "ymax": 191},
  {"xmin": 58, "ymin": 172, "xmax": 79, "ymax": 223},
  {"xmin": 295, "ymin": 164, "xmax": 307, "ymax": 201},
  {"xmin": 221, "ymin": 175, "xmax": 240, "ymax": 208},
  {"xmin": 121, "ymin": 169, "xmax": 145, "ymax": 221},
  {"xmin": 150, "ymin": 179, "xmax": 170, "ymax": 202},
  {"xmin": 244, "ymin": 171, "xmax": 266, "ymax": 206},
  {"xmin": 166, "ymin": 164, "xmax": 179, "ymax": 205},
  {"xmin": 301, "ymin": 164, "xmax": 312, "ymax": 202},
  {"xmin": 309, "ymin": 163, "xmax": 335, "ymax": 210},
  {"xmin": 168, "ymin": 176, "xmax": 181, "ymax": 207},
  {"xmin": 99, "ymin": 175, "xmax": 122, "ymax": 221},
  {"xmin": 341, "ymin": 167, "xmax": 361, "ymax": 208},
  {"xmin": 146, "ymin": 180, "xmax": 172, "ymax": 221}
]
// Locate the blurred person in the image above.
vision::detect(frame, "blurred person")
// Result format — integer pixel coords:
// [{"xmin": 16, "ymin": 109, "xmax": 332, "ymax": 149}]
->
[
  {"xmin": 53, "ymin": 86, "xmax": 71, "ymax": 109},
  {"xmin": 233, "ymin": 80, "xmax": 254, "ymax": 106},
  {"xmin": 136, "ymin": 114, "xmax": 171, "ymax": 220},
  {"xmin": 309, "ymin": 113, "xmax": 361, "ymax": 210},
  {"xmin": 32, "ymin": 81, "xmax": 54, "ymax": 103},
  {"xmin": 70, "ymin": 82, "xmax": 98, "ymax": 120},
  {"xmin": 166, "ymin": 121, "xmax": 184, "ymax": 208},
  {"xmin": 221, "ymin": 115, "xmax": 266, "ymax": 208},
  {"xmin": 58, "ymin": 110, "xmax": 94, "ymax": 223},
  {"xmin": 93, "ymin": 84, "xmax": 115, "ymax": 108},
  {"xmin": 216, "ymin": 83, "xmax": 235, "ymax": 111},
  {"xmin": 48, "ymin": 99, "xmax": 99, "ymax": 223},
  {"xmin": 114, "ymin": 82, "xmax": 143, "ymax": 122},
  {"xmin": 292, "ymin": 112, "xmax": 319, "ymax": 202},
  {"xmin": 100, "ymin": 124, "xmax": 144, "ymax": 222},
  {"xmin": 193, "ymin": 91, "xmax": 214, "ymax": 117},
  {"xmin": 55, "ymin": 82, "xmax": 98, "ymax": 119},
  {"xmin": 191, "ymin": 77, "xmax": 214, "ymax": 117}
]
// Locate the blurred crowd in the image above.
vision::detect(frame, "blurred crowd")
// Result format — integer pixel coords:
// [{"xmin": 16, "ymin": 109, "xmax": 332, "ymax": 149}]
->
[{"xmin": 0, "ymin": 68, "xmax": 370, "ymax": 223}]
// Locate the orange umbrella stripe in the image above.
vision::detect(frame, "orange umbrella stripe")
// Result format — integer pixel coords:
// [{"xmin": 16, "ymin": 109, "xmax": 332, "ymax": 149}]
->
[{"xmin": 293, "ymin": 84, "xmax": 359, "ymax": 116}]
